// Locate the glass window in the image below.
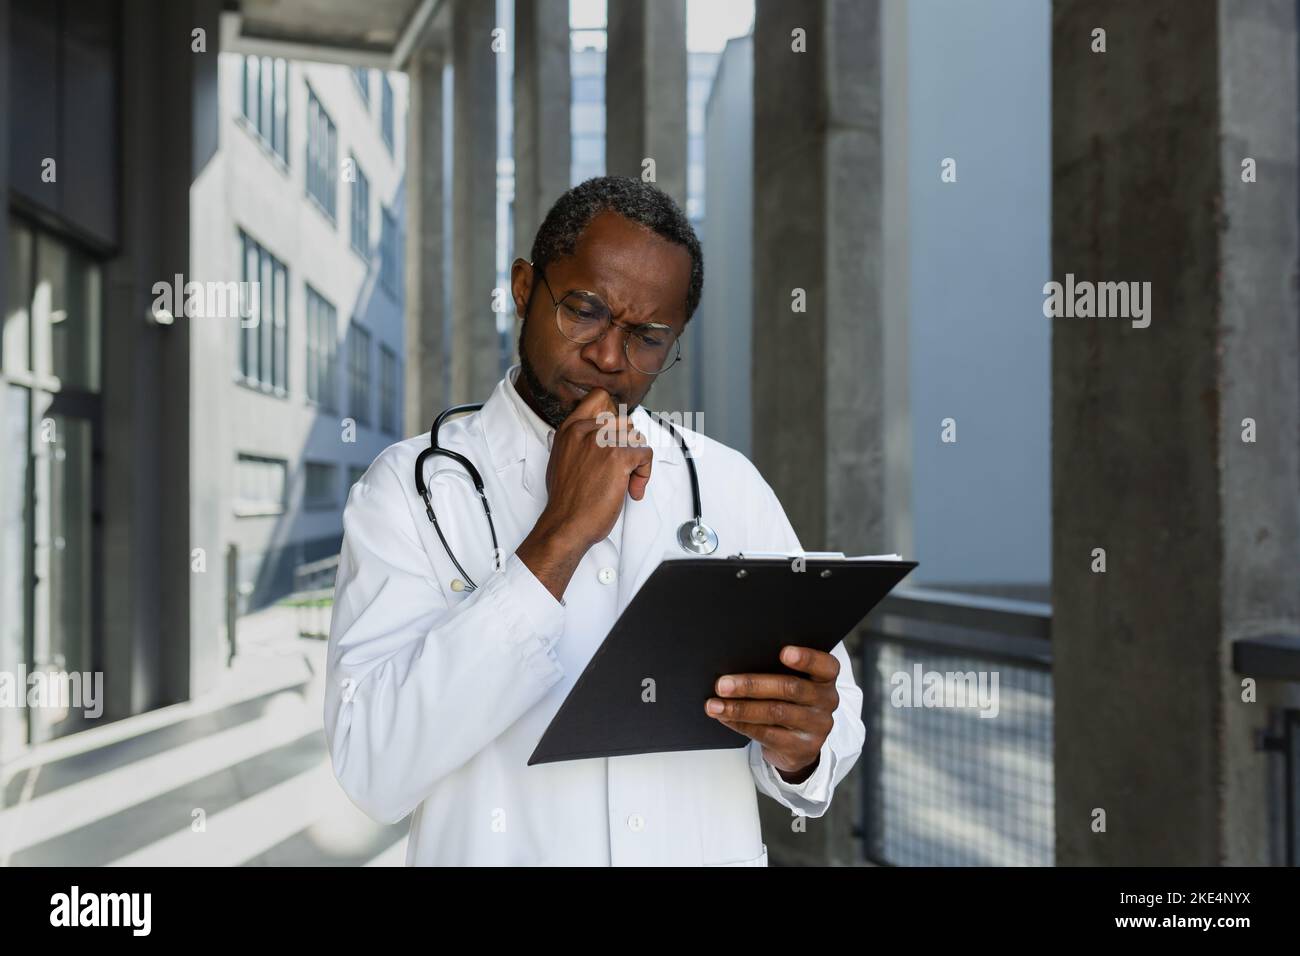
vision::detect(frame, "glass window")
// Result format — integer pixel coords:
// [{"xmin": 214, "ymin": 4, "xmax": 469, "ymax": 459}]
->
[
  {"xmin": 241, "ymin": 55, "xmax": 288, "ymax": 163},
  {"xmin": 304, "ymin": 461, "xmax": 338, "ymax": 511},
  {"xmin": 306, "ymin": 90, "xmax": 338, "ymax": 220},
  {"xmin": 30, "ymin": 233, "xmax": 101, "ymax": 392},
  {"xmin": 348, "ymin": 323, "xmax": 371, "ymax": 426},
  {"xmin": 237, "ymin": 230, "xmax": 289, "ymax": 395},
  {"xmin": 381, "ymin": 74, "xmax": 394, "ymax": 153},
  {"xmin": 234, "ymin": 454, "xmax": 287, "ymax": 517},
  {"xmin": 350, "ymin": 156, "xmax": 370, "ymax": 258},
  {"xmin": 379, "ymin": 345, "xmax": 400, "ymax": 436},
  {"xmin": 379, "ymin": 208, "xmax": 401, "ymax": 300},
  {"xmin": 306, "ymin": 285, "xmax": 338, "ymax": 411},
  {"xmin": 353, "ymin": 67, "xmax": 370, "ymax": 106},
  {"xmin": 4, "ymin": 222, "xmax": 33, "ymax": 377},
  {"xmin": 0, "ymin": 385, "xmax": 29, "ymax": 687}
]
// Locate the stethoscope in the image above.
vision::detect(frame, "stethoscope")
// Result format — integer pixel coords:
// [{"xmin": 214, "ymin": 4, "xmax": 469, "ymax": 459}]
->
[{"xmin": 413, "ymin": 403, "xmax": 719, "ymax": 593}]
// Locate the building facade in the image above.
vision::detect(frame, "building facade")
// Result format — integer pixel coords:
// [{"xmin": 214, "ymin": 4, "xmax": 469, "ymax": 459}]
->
[{"xmin": 192, "ymin": 56, "xmax": 409, "ymax": 613}]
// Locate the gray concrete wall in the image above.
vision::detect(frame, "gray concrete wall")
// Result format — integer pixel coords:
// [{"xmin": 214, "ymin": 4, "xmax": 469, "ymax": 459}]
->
[
  {"xmin": 1215, "ymin": 0, "xmax": 1300, "ymax": 865},
  {"xmin": 605, "ymin": 0, "xmax": 694, "ymax": 417},
  {"xmin": 752, "ymin": 0, "xmax": 883, "ymax": 866},
  {"xmin": 450, "ymin": 0, "xmax": 500, "ymax": 404},
  {"xmin": 1052, "ymin": 0, "xmax": 1300, "ymax": 865},
  {"xmin": 405, "ymin": 48, "xmax": 448, "ymax": 436}
]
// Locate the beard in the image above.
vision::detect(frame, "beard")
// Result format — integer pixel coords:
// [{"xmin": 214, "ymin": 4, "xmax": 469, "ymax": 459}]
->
[{"xmin": 517, "ymin": 319, "xmax": 574, "ymax": 429}]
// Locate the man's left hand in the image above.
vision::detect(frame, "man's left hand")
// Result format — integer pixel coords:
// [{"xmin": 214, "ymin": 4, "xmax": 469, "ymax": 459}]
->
[{"xmin": 705, "ymin": 645, "xmax": 839, "ymax": 784}]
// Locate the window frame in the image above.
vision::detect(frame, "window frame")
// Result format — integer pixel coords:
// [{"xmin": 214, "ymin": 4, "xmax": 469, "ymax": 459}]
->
[
  {"xmin": 350, "ymin": 154, "xmax": 371, "ymax": 259},
  {"xmin": 305, "ymin": 283, "xmax": 339, "ymax": 412},
  {"xmin": 348, "ymin": 321, "xmax": 372, "ymax": 427},
  {"xmin": 236, "ymin": 229, "xmax": 289, "ymax": 397},
  {"xmin": 305, "ymin": 87, "xmax": 338, "ymax": 223}
]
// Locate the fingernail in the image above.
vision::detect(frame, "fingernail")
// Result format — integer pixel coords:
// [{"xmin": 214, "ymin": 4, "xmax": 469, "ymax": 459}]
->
[
  {"xmin": 718, "ymin": 676, "xmax": 735, "ymax": 695},
  {"xmin": 706, "ymin": 699, "xmax": 724, "ymax": 715},
  {"xmin": 782, "ymin": 647, "xmax": 800, "ymax": 665}
]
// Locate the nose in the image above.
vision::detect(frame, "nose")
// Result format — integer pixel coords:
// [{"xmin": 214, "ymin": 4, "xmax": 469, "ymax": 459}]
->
[{"xmin": 579, "ymin": 323, "xmax": 626, "ymax": 374}]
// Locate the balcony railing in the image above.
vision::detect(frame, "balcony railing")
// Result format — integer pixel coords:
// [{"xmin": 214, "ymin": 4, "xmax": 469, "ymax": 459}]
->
[
  {"xmin": 289, "ymin": 554, "xmax": 340, "ymax": 640},
  {"xmin": 859, "ymin": 587, "xmax": 1053, "ymax": 866}
]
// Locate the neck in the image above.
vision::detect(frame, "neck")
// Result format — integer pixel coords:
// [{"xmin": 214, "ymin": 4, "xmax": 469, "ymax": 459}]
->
[{"xmin": 512, "ymin": 369, "xmax": 544, "ymax": 421}]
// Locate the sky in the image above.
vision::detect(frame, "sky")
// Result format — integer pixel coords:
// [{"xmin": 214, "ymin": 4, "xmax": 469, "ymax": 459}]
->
[{"xmin": 569, "ymin": 0, "xmax": 755, "ymax": 52}]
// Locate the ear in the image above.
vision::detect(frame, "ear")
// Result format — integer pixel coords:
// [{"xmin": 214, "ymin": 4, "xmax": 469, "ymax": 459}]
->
[{"xmin": 510, "ymin": 259, "xmax": 534, "ymax": 317}]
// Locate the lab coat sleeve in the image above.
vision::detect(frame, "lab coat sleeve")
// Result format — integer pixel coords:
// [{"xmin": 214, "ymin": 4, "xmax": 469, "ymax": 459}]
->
[
  {"xmin": 743, "ymin": 471, "xmax": 867, "ymax": 819},
  {"xmin": 323, "ymin": 452, "xmax": 567, "ymax": 825}
]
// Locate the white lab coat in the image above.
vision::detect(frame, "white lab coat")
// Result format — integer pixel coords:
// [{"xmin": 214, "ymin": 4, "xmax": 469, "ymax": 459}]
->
[{"xmin": 324, "ymin": 372, "xmax": 865, "ymax": 865}]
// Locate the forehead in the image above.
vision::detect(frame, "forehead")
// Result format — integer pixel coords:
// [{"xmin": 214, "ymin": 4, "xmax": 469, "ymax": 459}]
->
[{"xmin": 553, "ymin": 211, "xmax": 691, "ymax": 320}]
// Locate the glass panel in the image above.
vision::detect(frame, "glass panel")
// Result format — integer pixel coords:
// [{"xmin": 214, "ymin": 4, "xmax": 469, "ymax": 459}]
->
[
  {"xmin": 242, "ymin": 234, "xmax": 257, "ymax": 378},
  {"xmin": 274, "ymin": 262, "xmax": 287, "ymax": 391},
  {"xmin": 0, "ymin": 385, "xmax": 31, "ymax": 759},
  {"xmin": 46, "ymin": 238, "xmax": 101, "ymax": 391},
  {"xmin": 259, "ymin": 56, "xmax": 273, "ymax": 142},
  {"xmin": 242, "ymin": 55, "xmax": 256, "ymax": 125},
  {"xmin": 30, "ymin": 411, "xmax": 93, "ymax": 743},
  {"xmin": 30, "ymin": 234, "xmax": 101, "ymax": 391},
  {"xmin": 306, "ymin": 291, "xmax": 317, "ymax": 401},
  {"xmin": 259, "ymin": 251, "xmax": 273, "ymax": 387},
  {"xmin": 273, "ymin": 58, "xmax": 288, "ymax": 157},
  {"xmin": 4, "ymin": 221, "xmax": 32, "ymax": 377}
]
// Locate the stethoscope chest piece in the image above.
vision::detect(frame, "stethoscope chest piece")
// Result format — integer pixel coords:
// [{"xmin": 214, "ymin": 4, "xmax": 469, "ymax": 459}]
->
[{"xmin": 677, "ymin": 519, "xmax": 719, "ymax": 555}]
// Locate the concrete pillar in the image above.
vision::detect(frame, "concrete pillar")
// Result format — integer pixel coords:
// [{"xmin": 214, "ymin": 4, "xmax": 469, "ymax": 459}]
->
[
  {"xmin": 450, "ymin": 0, "xmax": 500, "ymax": 403},
  {"xmin": 1052, "ymin": 0, "xmax": 1300, "ymax": 865},
  {"xmin": 751, "ymin": 0, "xmax": 884, "ymax": 866},
  {"xmin": 99, "ymin": 0, "xmax": 213, "ymax": 714},
  {"xmin": 405, "ymin": 45, "xmax": 448, "ymax": 434},
  {"xmin": 180, "ymin": 0, "xmax": 222, "ymax": 698},
  {"xmin": 512, "ymin": 0, "xmax": 570, "ymax": 362},
  {"xmin": 604, "ymin": 0, "xmax": 694, "ymax": 417}
]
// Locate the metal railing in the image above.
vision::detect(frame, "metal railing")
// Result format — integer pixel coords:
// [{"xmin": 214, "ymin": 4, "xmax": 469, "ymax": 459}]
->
[
  {"xmin": 290, "ymin": 554, "xmax": 340, "ymax": 640},
  {"xmin": 859, "ymin": 586, "xmax": 1053, "ymax": 866}
]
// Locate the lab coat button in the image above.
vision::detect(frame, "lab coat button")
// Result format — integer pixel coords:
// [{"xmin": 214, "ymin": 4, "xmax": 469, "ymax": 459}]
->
[
  {"xmin": 627, "ymin": 813, "xmax": 644, "ymax": 832},
  {"xmin": 598, "ymin": 567, "xmax": 617, "ymax": 585}
]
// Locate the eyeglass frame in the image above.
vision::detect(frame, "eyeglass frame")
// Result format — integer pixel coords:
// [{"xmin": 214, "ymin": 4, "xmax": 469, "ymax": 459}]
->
[{"xmin": 533, "ymin": 265, "xmax": 683, "ymax": 376}]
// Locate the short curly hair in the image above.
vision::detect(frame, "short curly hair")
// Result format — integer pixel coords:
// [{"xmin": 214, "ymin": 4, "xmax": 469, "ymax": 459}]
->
[{"xmin": 529, "ymin": 176, "xmax": 704, "ymax": 323}]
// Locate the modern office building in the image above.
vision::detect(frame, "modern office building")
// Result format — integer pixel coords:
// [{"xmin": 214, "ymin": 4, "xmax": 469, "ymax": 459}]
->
[
  {"xmin": 0, "ymin": 0, "xmax": 407, "ymax": 761},
  {"xmin": 191, "ymin": 55, "xmax": 409, "ymax": 613}
]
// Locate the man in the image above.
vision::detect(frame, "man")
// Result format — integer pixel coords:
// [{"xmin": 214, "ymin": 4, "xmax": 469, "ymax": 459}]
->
[{"xmin": 325, "ymin": 176, "xmax": 864, "ymax": 865}]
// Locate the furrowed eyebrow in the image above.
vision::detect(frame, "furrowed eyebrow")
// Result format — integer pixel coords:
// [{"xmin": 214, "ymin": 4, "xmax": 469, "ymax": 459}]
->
[{"xmin": 562, "ymin": 288, "xmax": 676, "ymax": 331}]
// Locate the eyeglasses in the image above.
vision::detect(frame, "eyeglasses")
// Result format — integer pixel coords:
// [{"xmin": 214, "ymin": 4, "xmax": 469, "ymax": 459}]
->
[{"xmin": 536, "ymin": 268, "xmax": 682, "ymax": 376}]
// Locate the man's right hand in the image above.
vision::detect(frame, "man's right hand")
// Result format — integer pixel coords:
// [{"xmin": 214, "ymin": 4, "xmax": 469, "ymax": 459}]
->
[
  {"xmin": 516, "ymin": 388, "xmax": 653, "ymax": 601},
  {"xmin": 542, "ymin": 387, "xmax": 653, "ymax": 549}
]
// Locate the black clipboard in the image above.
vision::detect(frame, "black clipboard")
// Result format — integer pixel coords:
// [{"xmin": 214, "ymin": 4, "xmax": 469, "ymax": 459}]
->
[{"xmin": 527, "ymin": 555, "xmax": 917, "ymax": 765}]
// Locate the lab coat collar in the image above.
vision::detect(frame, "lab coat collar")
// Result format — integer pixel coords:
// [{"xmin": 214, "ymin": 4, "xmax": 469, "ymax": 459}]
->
[{"xmin": 478, "ymin": 373, "xmax": 686, "ymax": 475}]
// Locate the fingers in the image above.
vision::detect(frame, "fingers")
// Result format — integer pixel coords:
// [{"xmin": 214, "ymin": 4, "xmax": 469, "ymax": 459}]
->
[
  {"xmin": 562, "ymin": 386, "xmax": 617, "ymax": 429},
  {"xmin": 714, "ymin": 718, "xmax": 816, "ymax": 753},
  {"xmin": 713, "ymin": 673, "xmax": 818, "ymax": 705},
  {"xmin": 777, "ymin": 646, "xmax": 841, "ymax": 682},
  {"xmin": 705, "ymin": 695, "xmax": 832, "ymax": 734},
  {"xmin": 627, "ymin": 445, "xmax": 653, "ymax": 501}
]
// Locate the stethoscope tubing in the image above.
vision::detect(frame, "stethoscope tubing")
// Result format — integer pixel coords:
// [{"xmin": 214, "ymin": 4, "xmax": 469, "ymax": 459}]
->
[{"xmin": 414, "ymin": 402, "xmax": 712, "ymax": 592}]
